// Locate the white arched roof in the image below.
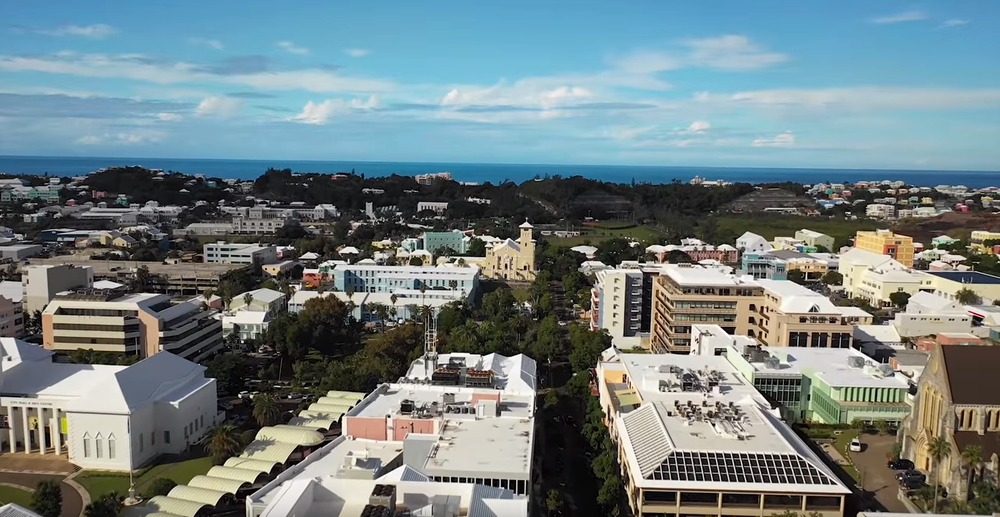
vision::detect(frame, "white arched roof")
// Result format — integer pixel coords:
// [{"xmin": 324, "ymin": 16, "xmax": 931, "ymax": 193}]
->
[
  {"xmin": 325, "ymin": 390, "xmax": 366, "ymax": 399},
  {"xmin": 296, "ymin": 409, "xmax": 345, "ymax": 421},
  {"xmin": 287, "ymin": 415, "xmax": 338, "ymax": 429},
  {"xmin": 167, "ymin": 486, "xmax": 228, "ymax": 507},
  {"xmin": 206, "ymin": 466, "xmax": 263, "ymax": 484},
  {"xmin": 188, "ymin": 475, "xmax": 248, "ymax": 495},
  {"xmin": 308, "ymin": 403, "xmax": 353, "ymax": 414},
  {"xmin": 316, "ymin": 396, "xmax": 359, "ymax": 407},
  {"xmin": 254, "ymin": 426, "xmax": 324, "ymax": 446},
  {"xmin": 223, "ymin": 458, "xmax": 277, "ymax": 473},
  {"xmin": 146, "ymin": 496, "xmax": 208, "ymax": 517},
  {"xmin": 240, "ymin": 441, "xmax": 299, "ymax": 464}
]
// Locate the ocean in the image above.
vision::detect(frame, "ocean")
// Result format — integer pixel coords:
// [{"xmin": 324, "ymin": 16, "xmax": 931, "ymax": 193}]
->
[{"xmin": 1, "ymin": 155, "xmax": 998, "ymax": 188}]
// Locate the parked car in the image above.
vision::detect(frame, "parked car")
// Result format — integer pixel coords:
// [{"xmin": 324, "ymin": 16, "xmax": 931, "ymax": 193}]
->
[
  {"xmin": 849, "ymin": 438, "xmax": 863, "ymax": 452},
  {"xmin": 899, "ymin": 475, "xmax": 925, "ymax": 489},
  {"xmin": 286, "ymin": 392, "xmax": 305, "ymax": 399},
  {"xmin": 887, "ymin": 459, "xmax": 915, "ymax": 470},
  {"xmin": 896, "ymin": 469, "xmax": 926, "ymax": 483},
  {"xmin": 238, "ymin": 391, "xmax": 251, "ymax": 399}
]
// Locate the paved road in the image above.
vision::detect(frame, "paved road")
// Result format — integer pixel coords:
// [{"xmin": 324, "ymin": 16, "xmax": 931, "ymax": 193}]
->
[
  {"xmin": 849, "ymin": 432, "xmax": 910, "ymax": 513},
  {"xmin": 0, "ymin": 472, "xmax": 83, "ymax": 517}
]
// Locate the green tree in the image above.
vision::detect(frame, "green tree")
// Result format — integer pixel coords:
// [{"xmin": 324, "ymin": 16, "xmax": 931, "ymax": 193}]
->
[
  {"xmin": 851, "ymin": 418, "xmax": 868, "ymax": 432},
  {"xmin": 928, "ymin": 435, "xmax": 952, "ymax": 513},
  {"xmin": 144, "ymin": 478, "xmax": 177, "ymax": 498},
  {"xmin": 205, "ymin": 424, "xmax": 243, "ymax": 464},
  {"xmin": 252, "ymin": 392, "xmax": 281, "ymax": 426},
  {"xmin": 205, "ymin": 354, "xmax": 248, "ymax": 395},
  {"xmin": 32, "ymin": 480, "xmax": 62, "ymax": 517},
  {"xmin": 874, "ymin": 419, "xmax": 890, "ymax": 436},
  {"xmin": 889, "ymin": 291, "xmax": 911, "ymax": 309},
  {"xmin": 84, "ymin": 492, "xmax": 123, "ymax": 517},
  {"xmin": 961, "ymin": 444, "xmax": 983, "ymax": 493},
  {"xmin": 821, "ymin": 270, "xmax": 843, "ymax": 285},
  {"xmin": 787, "ymin": 269, "xmax": 806, "ymax": 285},
  {"xmin": 243, "ymin": 292, "xmax": 254, "ymax": 309},
  {"xmin": 954, "ymin": 288, "xmax": 982, "ymax": 305},
  {"xmin": 545, "ymin": 489, "xmax": 562, "ymax": 516},
  {"xmin": 890, "ymin": 442, "xmax": 903, "ymax": 461},
  {"xmin": 466, "ymin": 237, "xmax": 487, "ymax": 257},
  {"xmin": 408, "ymin": 256, "xmax": 423, "ymax": 266},
  {"xmin": 543, "ymin": 389, "xmax": 560, "ymax": 409}
]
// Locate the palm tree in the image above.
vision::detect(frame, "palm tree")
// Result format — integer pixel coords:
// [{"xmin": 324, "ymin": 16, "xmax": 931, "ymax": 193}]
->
[
  {"xmin": 928, "ymin": 435, "xmax": 952, "ymax": 513},
  {"xmin": 205, "ymin": 424, "xmax": 243, "ymax": 464},
  {"xmin": 851, "ymin": 418, "xmax": 868, "ymax": 433},
  {"xmin": 243, "ymin": 292, "xmax": 254, "ymax": 310},
  {"xmin": 960, "ymin": 444, "xmax": 982, "ymax": 496},
  {"xmin": 874, "ymin": 419, "xmax": 890, "ymax": 436},
  {"xmin": 84, "ymin": 491, "xmax": 123, "ymax": 517},
  {"xmin": 202, "ymin": 288, "xmax": 215, "ymax": 305},
  {"xmin": 252, "ymin": 392, "xmax": 281, "ymax": 427}
]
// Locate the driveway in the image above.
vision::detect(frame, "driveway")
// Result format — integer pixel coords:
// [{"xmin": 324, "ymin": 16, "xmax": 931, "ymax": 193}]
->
[
  {"xmin": 848, "ymin": 432, "xmax": 910, "ymax": 513},
  {"xmin": 0, "ymin": 472, "xmax": 83, "ymax": 517}
]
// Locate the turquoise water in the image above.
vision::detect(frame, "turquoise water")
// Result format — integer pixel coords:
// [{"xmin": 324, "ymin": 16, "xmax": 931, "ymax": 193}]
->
[{"xmin": 1, "ymin": 155, "xmax": 997, "ymax": 188}]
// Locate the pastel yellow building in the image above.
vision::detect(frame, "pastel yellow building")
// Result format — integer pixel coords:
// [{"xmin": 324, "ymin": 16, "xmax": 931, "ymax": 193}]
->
[
  {"xmin": 854, "ymin": 229, "xmax": 915, "ymax": 267},
  {"xmin": 970, "ymin": 230, "xmax": 1000, "ymax": 253},
  {"xmin": 483, "ymin": 221, "xmax": 536, "ymax": 282}
]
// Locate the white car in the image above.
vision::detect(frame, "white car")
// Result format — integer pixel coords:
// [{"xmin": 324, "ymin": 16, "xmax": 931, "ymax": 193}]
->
[{"xmin": 849, "ymin": 438, "xmax": 863, "ymax": 452}]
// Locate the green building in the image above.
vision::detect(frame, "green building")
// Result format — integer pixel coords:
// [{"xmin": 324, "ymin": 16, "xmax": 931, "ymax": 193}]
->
[
  {"xmin": 422, "ymin": 231, "xmax": 468, "ymax": 255},
  {"xmin": 725, "ymin": 345, "xmax": 912, "ymax": 425}
]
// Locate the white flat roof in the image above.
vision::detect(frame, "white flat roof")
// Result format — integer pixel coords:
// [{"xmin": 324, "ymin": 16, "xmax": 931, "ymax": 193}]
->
[
  {"xmin": 755, "ymin": 347, "xmax": 910, "ymax": 389},
  {"xmin": 662, "ymin": 265, "xmax": 758, "ymax": 287}
]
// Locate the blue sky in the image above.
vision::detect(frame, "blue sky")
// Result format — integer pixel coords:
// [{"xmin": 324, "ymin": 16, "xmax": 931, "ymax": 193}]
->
[{"xmin": 1, "ymin": 0, "xmax": 998, "ymax": 170}]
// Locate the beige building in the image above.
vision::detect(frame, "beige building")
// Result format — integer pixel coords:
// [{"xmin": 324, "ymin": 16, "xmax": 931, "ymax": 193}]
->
[
  {"xmin": 755, "ymin": 280, "xmax": 871, "ymax": 349},
  {"xmin": 42, "ymin": 291, "xmax": 223, "ymax": 362},
  {"xmin": 650, "ymin": 265, "xmax": 761, "ymax": 353},
  {"xmin": 854, "ymin": 229, "xmax": 915, "ymax": 267},
  {"xmin": 598, "ymin": 351, "xmax": 851, "ymax": 517},
  {"xmin": 784, "ymin": 257, "xmax": 829, "ymax": 282},
  {"xmin": 794, "ymin": 229, "xmax": 835, "ymax": 251},
  {"xmin": 926, "ymin": 271, "xmax": 1000, "ymax": 304},
  {"xmin": 22, "ymin": 264, "xmax": 94, "ymax": 314},
  {"xmin": 969, "ymin": 230, "xmax": 1000, "ymax": 254},
  {"xmin": 482, "ymin": 221, "xmax": 536, "ymax": 282},
  {"xmin": 839, "ymin": 248, "xmax": 933, "ymax": 306},
  {"xmin": 901, "ymin": 345, "xmax": 1000, "ymax": 502},
  {"xmin": 0, "ymin": 295, "xmax": 23, "ymax": 337}
]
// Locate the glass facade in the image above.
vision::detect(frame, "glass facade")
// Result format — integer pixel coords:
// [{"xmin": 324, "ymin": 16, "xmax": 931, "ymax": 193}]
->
[{"xmin": 755, "ymin": 376, "xmax": 804, "ymax": 423}]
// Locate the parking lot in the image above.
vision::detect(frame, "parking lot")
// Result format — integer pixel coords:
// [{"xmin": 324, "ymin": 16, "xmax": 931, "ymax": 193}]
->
[{"xmin": 847, "ymin": 432, "xmax": 911, "ymax": 512}]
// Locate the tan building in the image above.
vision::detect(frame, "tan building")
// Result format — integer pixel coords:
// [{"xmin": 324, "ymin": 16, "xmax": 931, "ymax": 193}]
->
[
  {"xmin": 854, "ymin": 229, "xmax": 915, "ymax": 267},
  {"xmin": 483, "ymin": 221, "xmax": 536, "ymax": 282},
  {"xmin": 598, "ymin": 351, "xmax": 851, "ymax": 517},
  {"xmin": 784, "ymin": 258, "xmax": 829, "ymax": 282},
  {"xmin": 42, "ymin": 291, "xmax": 223, "ymax": 362},
  {"xmin": 901, "ymin": 345, "xmax": 1000, "ymax": 502},
  {"xmin": 22, "ymin": 264, "xmax": 94, "ymax": 314},
  {"xmin": 0, "ymin": 295, "xmax": 23, "ymax": 337},
  {"xmin": 650, "ymin": 265, "xmax": 761, "ymax": 353},
  {"xmin": 755, "ymin": 280, "xmax": 871, "ymax": 348}
]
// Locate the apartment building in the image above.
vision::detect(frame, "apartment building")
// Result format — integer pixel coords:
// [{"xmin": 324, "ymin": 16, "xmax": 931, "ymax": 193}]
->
[
  {"xmin": 891, "ymin": 292, "xmax": 972, "ymax": 338},
  {"xmin": 854, "ymin": 229, "xmax": 915, "ymax": 267},
  {"xmin": 794, "ymin": 229, "xmax": 835, "ymax": 252},
  {"xmin": 865, "ymin": 204, "xmax": 895, "ymax": 219},
  {"xmin": 754, "ymin": 280, "xmax": 871, "ymax": 349},
  {"xmin": 840, "ymin": 248, "xmax": 933, "ymax": 306},
  {"xmin": 650, "ymin": 265, "xmax": 762, "ymax": 354},
  {"xmin": 926, "ymin": 270, "xmax": 1000, "ymax": 304},
  {"xmin": 332, "ymin": 264, "xmax": 480, "ymax": 298},
  {"xmin": 42, "ymin": 291, "xmax": 223, "ymax": 362},
  {"xmin": 741, "ymin": 253, "xmax": 788, "ymax": 280},
  {"xmin": 597, "ymin": 349, "xmax": 850, "ymax": 517},
  {"xmin": 22, "ymin": 264, "xmax": 95, "ymax": 314},
  {"xmin": 0, "ymin": 295, "xmax": 24, "ymax": 337},
  {"xmin": 969, "ymin": 230, "xmax": 1000, "ymax": 253},
  {"xmin": 590, "ymin": 266, "xmax": 658, "ymax": 348},
  {"xmin": 203, "ymin": 243, "xmax": 277, "ymax": 266}
]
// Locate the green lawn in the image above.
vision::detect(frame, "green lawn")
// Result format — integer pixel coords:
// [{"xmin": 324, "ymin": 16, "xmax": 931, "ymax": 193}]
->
[
  {"xmin": 714, "ymin": 214, "xmax": 878, "ymax": 249},
  {"xmin": 0, "ymin": 485, "xmax": 34, "ymax": 508},
  {"xmin": 835, "ymin": 430, "xmax": 862, "ymax": 482},
  {"xmin": 547, "ymin": 223, "xmax": 663, "ymax": 246},
  {"xmin": 76, "ymin": 456, "xmax": 214, "ymax": 500}
]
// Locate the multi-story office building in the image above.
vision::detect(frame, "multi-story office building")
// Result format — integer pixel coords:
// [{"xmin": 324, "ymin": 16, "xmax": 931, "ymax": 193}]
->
[
  {"xmin": 690, "ymin": 325, "xmax": 912, "ymax": 425},
  {"xmin": 794, "ymin": 229, "xmax": 835, "ymax": 252},
  {"xmin": 891, "ymin": 292, "xmax": 973, "ymax": 338},
  {"xmin": 839, "ymin": 248, "xmax": 933, "ymax": 306},
  {"xmin": 42, "ymin": 290, "xmax": 223, "ymax": 362},
  {"xmin": 754, "ymin": 280, "xmax": 871, "ymax": 349},
  {"xmin": 22, "ymin": 264, "xmax": 94, "ymax": 314},
  {"xmin": 590, "ymin": 266, "xmax": 659, "ymax": 348},
  {"xmin": 242, "ymin": 352, "xmax": 536, "ymax": 517},
  {"xmin": 203, "ymin": 243, "xmax": 277, "ymax": 266},
  {"xmin": 926, "ymin": 270, "xmax": 1000, "ymax": 305},
  {"xmin": 331, "ymin": 264, "xmax": 479, "ymax": 299},
  {"xmin": 650, "ymin": 265, "xmax": 762, "ymax": 354},
  {"xmin": 597, "ymin": 348, "xmax": 850, "ymax": 517},
  {"xmin": 854, "ymin": 229, "xmax": 915, "ymax": 267},
  {"xmin": 0, "ymin": 295, "xmax": 24, "ymax": 337}
]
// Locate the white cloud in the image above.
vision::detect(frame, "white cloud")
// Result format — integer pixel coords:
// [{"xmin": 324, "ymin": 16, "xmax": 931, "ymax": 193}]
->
[
  {"xmin": 156, "ymin": 112, "xmax": 183, "ymax": 122},
  {"xmin": 440, "ymin": 83, "xmax": 593, "ymax": 108},
  {"xmin": 344, "ymin": 48, "xmax": 372, "ymax": 58},
  {"xmin": 603, "ymin": 126, "xmax": 656, "ymax": 140},
  {"xmin": 694, "ymin": 87, "xmax": 1000, "ymax": 110},
  {"xmin": 680, "ymin": 120, "xmax": 711, "ymax": 134},
  {"xmin": 939, "ymin": 19, "xmax": 970, "ymax": 29},
  {"xmin": 76, "ymin": 131, "xmax": 164, "ymax": 145},
  {"xmin": 289, "ymin": 95, "xmax": 380, "ymax": 124},
  {"xmin": 276, "ymin": 41, "xmax": 310, "ymax": 55},
  {"xmin": 681, "ymin": 35, "xmax": 789, "ymax": 70},
  {"xmin": 868, "ymin": 11, "xmax": 928, "ymax": 24},
  {"xmin": 752, "ymin": 131, "xmax": 795, "ymax": 148},
  {"xmin": 0, "ymin": 52, "xmax": 396, "ymax": 94},
  {"xmin": 37, "ymin": 24, "xmax": 116, "ymax": 38},
  {"xmin": 195, "ymin": 96, "xmax": 242, "ymax": 117},
  {"xmin": 189, "ymin": 37, "xmax": 224, "ymax": 50}
]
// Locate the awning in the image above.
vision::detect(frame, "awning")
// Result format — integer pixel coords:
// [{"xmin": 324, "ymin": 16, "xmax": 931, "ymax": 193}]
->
[
  {"xmin": 297, "ymin": 409, "xmax": 345, "ymax": 422},
  {"xmin": 145, "ymin": 496, "xmax": 208, "ymax": 517},
  {"xmin": 254, "ymin": 425, "xmax": 324, "ymax": 446},
  {"xmin": 223, "ymin": 457, "xmax": 278, "ymax": 473},
  {"xmin": 287, "ymin": 416, "xmax": 338, "ymax": 430},
  {"xmin": 240, "ymin": 440, "xmax": 299, "ymax": 464},
  {"xmin": 615, "ymin": 389, "xmax": 642, "ymax": 407},
  {"xmin": 189, "ymin": 475, "xmax": 250, "ymax": 494},
  {"xmin": 167, "ymin": 486, "xmax": 228, "ymax": 507}
]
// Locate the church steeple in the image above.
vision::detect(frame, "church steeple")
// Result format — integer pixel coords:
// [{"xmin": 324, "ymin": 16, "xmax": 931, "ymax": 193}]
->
[{"xmin": 518, "ymin": 219, "xmax": 533, "ymax": 244}]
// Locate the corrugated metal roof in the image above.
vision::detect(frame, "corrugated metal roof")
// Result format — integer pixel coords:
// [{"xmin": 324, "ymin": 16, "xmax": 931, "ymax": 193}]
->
[
  {"xmin": 254, "ymin": 425, "xmax": 324, "ymax": 446},
  {"xmin": 167, "ymin": 486, "xmax": 228, "ymax": 507},
  {"xmin": 206, "ymin": 466, "xmax": 263, "ymax": 484},
  {"xmin": 315, "ymin": 396, "xmax": 358, "ymax": 407},
  {"xmin": 325, "ymin": 390, "xmax": 365, "ymax": 400},
  {"xmin": 145, "ymin": 496, "xmax": 208, "ymax": 517},
  {"xmin": 287, "ymin": 415, "xmax": 337, "ymax": 429},
  {"xmin": 0, "ymin": 503, "xmax": 42, "ymax": 517},
  {"xmin": 223, "ymin": 457, "xmax": 278, "ymax": 473},
  {"xmin": 307, "ymin": 402, "xmax": 354, "ymax": 414},
  {"xmin": 619, "ymin": 403, "xmax": 672, "ymax": 478},
  {"xmin": 240, "ymin": 440, "xmax": 299, "ymax": 464},
  {"xmin": 188, "ymin": 475, "xmax": 249, "ymax": 494},
  {"xmin": 296, "ymin": 409, "xmax": 344, "ymax": 421}
]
